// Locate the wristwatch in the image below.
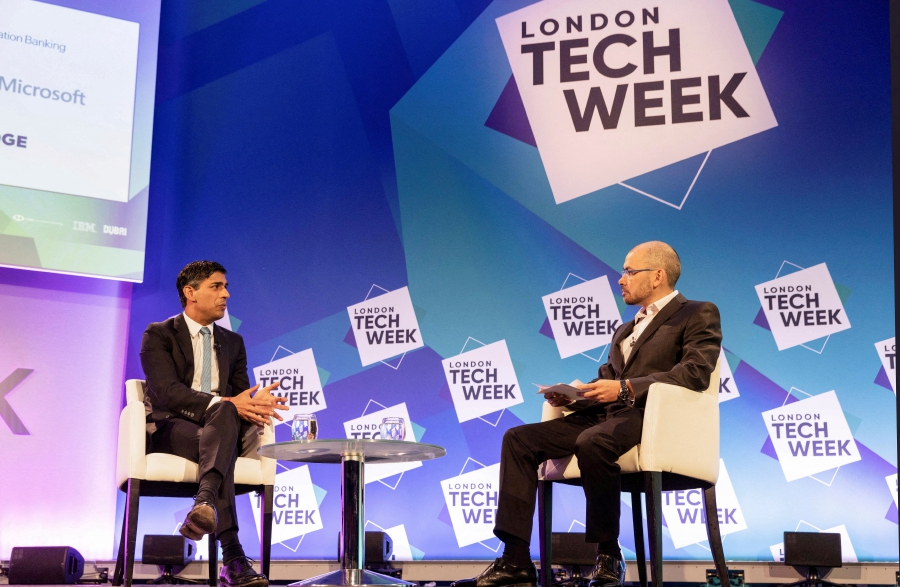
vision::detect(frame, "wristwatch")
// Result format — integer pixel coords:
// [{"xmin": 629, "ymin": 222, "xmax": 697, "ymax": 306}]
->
[{"xmin": 618, "ymin": 380, "xmax": 634, "ymax": 406}]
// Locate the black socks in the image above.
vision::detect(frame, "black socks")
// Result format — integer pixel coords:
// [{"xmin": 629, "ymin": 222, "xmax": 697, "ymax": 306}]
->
[
  {"xmin": 195, "ymin": 470, "xmax": 223, "ymax": 506},
  {"xmin": 500, "ymin": 536, "xmax": 532, "ymax": 567},
  {"xmin": 597, "ymin": 540, "xmax": 622, "ymax": 559},
  {"xmin": 219, "ymin": 529, "xmax": 245, "ymax": 564}
]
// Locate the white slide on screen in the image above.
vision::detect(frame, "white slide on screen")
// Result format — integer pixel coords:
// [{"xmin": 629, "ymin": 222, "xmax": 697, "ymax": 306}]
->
[{"xmin": 0, "ymin": 0, "xmax": 140, "ymax": 202}]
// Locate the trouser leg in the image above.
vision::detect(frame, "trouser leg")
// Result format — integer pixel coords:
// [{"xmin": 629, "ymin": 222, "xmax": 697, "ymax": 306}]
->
[
  {"xmin": 575, "ymin": 404, "xmax": 643, "ymax": 543},
  {"xmin": 149, "ymin": 401, "xmax": 250, "ymax": 536},
  {"xmin": 494, "ymin": 412, "xmax": 600, "ymax": 542}
]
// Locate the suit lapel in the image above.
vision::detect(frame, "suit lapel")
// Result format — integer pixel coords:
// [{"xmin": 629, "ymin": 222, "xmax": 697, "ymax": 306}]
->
[
  {"xmin": 623, "ymin": 294, "xmax": 687, "ymax": 372},
  {"xmin": 173, "ymin": 314, "xmax": 195, "ymax": 384},
  {"xmin": 213, "ymin": 324, "xmax": 229, "ymax": 394},
  {"xmin": 610, "ymin": 320, "xmax": 634, "ymax": 373}
]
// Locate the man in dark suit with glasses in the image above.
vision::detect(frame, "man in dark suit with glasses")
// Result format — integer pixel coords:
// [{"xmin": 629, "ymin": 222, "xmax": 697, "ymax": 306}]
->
[{"xmin": 453, "ymin": 241, "xmax": 722, "ymax": 587}]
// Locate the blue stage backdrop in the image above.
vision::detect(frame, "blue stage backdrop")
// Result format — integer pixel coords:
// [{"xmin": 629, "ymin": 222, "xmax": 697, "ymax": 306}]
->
[{"xmin": 120, "ymin": 0, "xmax": 895, "ymax": 563}]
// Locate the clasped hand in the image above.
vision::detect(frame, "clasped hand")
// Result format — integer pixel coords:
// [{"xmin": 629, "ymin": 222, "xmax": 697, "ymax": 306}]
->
[{"xmin": 229, "ymin": 382, "xmax": 289, "ymax": 427}]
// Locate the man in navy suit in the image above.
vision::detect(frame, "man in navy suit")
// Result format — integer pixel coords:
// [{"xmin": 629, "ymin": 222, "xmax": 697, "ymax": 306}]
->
[
  {"xmin": 453, "ymin": 242, "xmax": 722, "ymax": 587},
  {"xmin": 140, "ymin": 261, "xmax": 287, "ymax": 587}
]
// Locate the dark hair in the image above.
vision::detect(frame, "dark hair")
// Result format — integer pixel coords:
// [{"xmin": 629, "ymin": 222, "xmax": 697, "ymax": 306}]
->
[{"xmin": 177, "ymin": 261, "xmax": 227, "ymax": 308}]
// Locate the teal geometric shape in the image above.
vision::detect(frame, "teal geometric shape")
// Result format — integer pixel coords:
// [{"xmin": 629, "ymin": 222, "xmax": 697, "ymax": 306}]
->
[
  {"xmin": 410, "ymin": 545, "xmax": 425, "ymax": 561},
  {"xmin": 413, "ymin": 304, "xmax": 427, "ymax": 322},
  {"xmin": 229, "ymin": 314, "xmax": 243, "ymax": 333},
  {"xmin": 724, "ymin": 348, "xmax": 742, "ymax": 374},
  {"xmin": 411, "ymin": 421, "xmax": 426, "ymax": 442},
  {"xmin": 834, "ymin": 282, "xmax": 851, "ymax": 305},
  {"xmin": 844, "ymin": 410, "xmax": 862, "ymax": 436},
  {"xmin": 318, "ymin": 367, "xmax": 331, "ymax": 386},
  {"xmin": 728, "ymin": 0, "xmax": 784, "ymax": 65},
  {"xmin": 312, "ymin": 483, "xmax": 327, "ymax": 507}
]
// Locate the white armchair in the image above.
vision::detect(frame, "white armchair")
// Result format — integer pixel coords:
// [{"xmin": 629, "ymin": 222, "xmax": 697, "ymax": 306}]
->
[
  {"xmin": 536, "ymin": 363, "xmax": 729, "ymax": 587},
  {"xmin": 112, "ymin": 380, "xmax": 276, "ymax": 587}
]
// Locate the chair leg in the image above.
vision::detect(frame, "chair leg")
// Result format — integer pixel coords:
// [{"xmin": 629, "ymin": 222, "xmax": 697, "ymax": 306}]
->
[
  {"xmin": 631, "ymin": 491, "xmax": 648, "ymax": 587},
  {"xmin": 644, "ymin": 473, "xmax": 663, "ymax": 587},
  {"xmin": 112, "ymin": 490, "xmax": 129, "ymax": 586},
  {"xmin": 123, "ymin": 479, "xmax": 141, "ymax": 587},
  {"xmin": 703, "ymin": 486, "xmax": 730, "ymax": 587},
  {"xmin": 537, "ymin": 480, "xmax": 553, "ymax": 587},
  {"xmin": 208, "ymin": 533, "xmax": 218, "ymax": 586},
  {"xmin": 260, "ymin": 486, "xmax": 274, "ymax": 578}
]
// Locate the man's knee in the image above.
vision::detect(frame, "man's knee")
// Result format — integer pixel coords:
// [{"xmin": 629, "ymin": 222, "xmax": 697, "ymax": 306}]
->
[
  {"xmin": 502, "ymin": 423, "xmax": 537, "ymax": 450},
  {"xmin": 574, "ymin": 429, "xmax": 617, "ymax": 463},
  {"xmin": 209, "ymin": 399, "xmax": 239, "ymax": 424}
]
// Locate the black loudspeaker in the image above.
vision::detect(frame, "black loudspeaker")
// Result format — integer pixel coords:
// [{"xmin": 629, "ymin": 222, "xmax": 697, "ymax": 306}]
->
[
  {"xmin": 365, "ymin": 531, "xmax": 393, "ymax": 563},
  {"xmin": 142, "ymin": 535, "xmax": 197, "ymax": 566},
  {"xmin": 784, "ymin": 532, "xmax": 842, "ymax": 569},
  {"xmin": 8, "ymin": 546, "xmax": 85, "ymax": 585},
  {"xmin": 551, "ymin": 532, "xmax": 597, "ymax": 566}
]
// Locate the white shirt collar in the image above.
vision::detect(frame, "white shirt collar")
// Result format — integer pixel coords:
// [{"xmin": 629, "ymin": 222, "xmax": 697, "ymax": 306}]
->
[
  {"xmin": 636, "ymin": 290, "xmax": 679, "ymax": 321},
  {"xmin": 182, "ymin": 312, "xmax": 214, "ymax": 338}
]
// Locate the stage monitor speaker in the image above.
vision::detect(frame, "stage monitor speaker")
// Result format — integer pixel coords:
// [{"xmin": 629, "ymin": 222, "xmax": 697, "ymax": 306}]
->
[
  {"xmin": 8, "ymin": 546, "xmax": 84, "ymax": 585},
  {"xmin": 142, "ymin": 535, "xmax": 197, "ymax": 566},
  {"xmin": 365, "ymin": 531, "xmax": 393, "ymax": 563},
  {"xmin": 551, "ymin": 532, "xmax": 597, "ymax": 566},
  {"xmin": 784, "ymin": 532, "xmax": 842, "ymax": 569}
]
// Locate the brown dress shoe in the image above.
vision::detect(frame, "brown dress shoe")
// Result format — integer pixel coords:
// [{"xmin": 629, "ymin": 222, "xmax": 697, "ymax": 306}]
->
[
  {"xmin": 451, "ymin": 558, "xmax": 537, "ymax": 587},
  {"xmin": 179, "ymin": 502, "xmax": 217, "ymax": 540}
]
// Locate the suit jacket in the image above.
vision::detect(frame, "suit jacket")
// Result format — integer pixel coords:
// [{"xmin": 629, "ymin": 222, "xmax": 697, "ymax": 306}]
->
[
  {"xmin": 139, "ymin": 313, "xmax": 251, "ymax": 425},
  {"xmin": 588, "ymin": 293, "xmax": 722, "ymax": 409}
]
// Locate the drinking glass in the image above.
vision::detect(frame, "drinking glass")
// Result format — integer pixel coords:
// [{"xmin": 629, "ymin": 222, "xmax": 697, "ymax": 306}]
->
[
  {"xmin": 380, "ymin": 417, "xmax": 406, "ymax": 441},
  {"xmin": 292, "ymin": 413, "xmax": 318, "ymax": 441}
]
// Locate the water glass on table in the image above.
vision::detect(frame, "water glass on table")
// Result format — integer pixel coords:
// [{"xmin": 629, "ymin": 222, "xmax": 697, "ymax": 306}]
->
[
  {"xmin": 380, "ymin": 417, "xmax": 406, "ymax": 441},
  {"xmin": 292, "ymin": 413, "xmax": 318, "ymax": 441}
]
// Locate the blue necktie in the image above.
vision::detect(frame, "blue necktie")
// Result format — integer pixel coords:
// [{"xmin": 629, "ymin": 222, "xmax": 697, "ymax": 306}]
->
[{"xmin": 200, "ymin": 326, "xmax": 212, "ymax": 394}]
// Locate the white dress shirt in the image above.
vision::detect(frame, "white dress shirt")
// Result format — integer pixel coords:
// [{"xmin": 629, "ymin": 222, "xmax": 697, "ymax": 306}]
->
[
  {"xmin": 182, "ymin": 312, "xmax": 222, "ymax": 410},
  {"xmin": 621, "ymin": 290, "xmax": 679, "ymax": 363}
]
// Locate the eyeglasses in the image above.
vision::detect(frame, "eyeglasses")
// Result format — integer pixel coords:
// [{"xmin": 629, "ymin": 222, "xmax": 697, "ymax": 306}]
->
[{"xmin": 621, "ymin": 268, "xmax": 658, "ymax": 278}]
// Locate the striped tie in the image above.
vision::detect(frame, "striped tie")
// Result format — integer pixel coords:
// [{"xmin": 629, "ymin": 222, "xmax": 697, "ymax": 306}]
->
[{"xmin": 200, "ymin": 326, "xmax": 212, "ymax": 394}]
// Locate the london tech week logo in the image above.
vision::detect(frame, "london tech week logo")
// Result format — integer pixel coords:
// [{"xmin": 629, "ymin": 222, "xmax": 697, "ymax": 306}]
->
[{"xmin": 495, "ymin": 0, "xmax": 777, "ymax": 205}]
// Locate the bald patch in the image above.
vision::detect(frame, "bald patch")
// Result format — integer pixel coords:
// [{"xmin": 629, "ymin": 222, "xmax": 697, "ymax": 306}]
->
[{"xmin": 630, "ymin": 241, "xmax": 681, "ymax": 287}]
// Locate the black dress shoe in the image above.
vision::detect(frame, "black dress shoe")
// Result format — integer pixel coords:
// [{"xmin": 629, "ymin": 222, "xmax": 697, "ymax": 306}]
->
[
  {"xmin": 178, "ymin": 502, "xmax": 217, "ymax": 540},
  {"xmin": 219, "ymin": 556, "xmax": 268, "ymax": 587},
  {"xmin": 451, "ymin": 558, "xmax": 537, "ymax": 587},
  {"xmin": 588, "ymin": 554, "xmax": 626, "ymax": 587}
]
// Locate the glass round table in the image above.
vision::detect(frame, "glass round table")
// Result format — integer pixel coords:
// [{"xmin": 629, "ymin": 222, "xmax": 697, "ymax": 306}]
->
[{"xmin": 258, "ymin": 439, "xmax": 446, "ymax": 587}]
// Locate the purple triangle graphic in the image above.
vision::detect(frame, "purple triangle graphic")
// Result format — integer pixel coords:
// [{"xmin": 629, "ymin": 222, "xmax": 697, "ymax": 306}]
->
[
  {"xmin": 485, "ymin": 75, "xmax": 537, "ymax": 148},
  {"xmin": 539, "ymin": 317, "xmax": 555, "ymax": 340},
  {"xmin": 874, "ymin": 366, "xmax": 893, "ymax": 391},
  {"xmin": 438, "ymin": 503, "xmax": 453, "ymax": 526},
  {"xmin": 760, "ymin": 436, "xmax": 778, "ymax": 459},
  {"xmin": 886, "ymin": 502, "xmax": 898, "ymax": 524},
  {"xmin": 344, "ymin": 327, "xmax": 357, "ymax": 349},
  {"xmin": 753, "ymin": 307, "xmax": 771, "ymax": 331}
]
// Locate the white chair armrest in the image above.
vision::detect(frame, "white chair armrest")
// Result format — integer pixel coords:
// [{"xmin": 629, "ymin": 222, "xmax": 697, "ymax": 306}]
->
[
  {"xmin": 638, "ymin": 382, "xmax": 719, "ymax": 484},
  {"xmin": 116, "ymin": 400, "xmax": 148, "ymax": 488},
  {"xmin": 541, "ymin": 401, "xmax": 569, "ymax": 422},
  {"xmin": 258, "ymin": 421, "xmax": 276, "ymax": 484}
]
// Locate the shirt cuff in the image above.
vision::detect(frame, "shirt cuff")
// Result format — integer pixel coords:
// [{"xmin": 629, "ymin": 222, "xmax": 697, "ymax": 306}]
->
[{"xmin": 206, "ymin": 396, "xmax": 223, "ymax": 410}]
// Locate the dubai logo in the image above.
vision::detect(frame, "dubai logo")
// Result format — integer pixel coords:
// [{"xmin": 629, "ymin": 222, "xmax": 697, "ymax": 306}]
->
[{"xmin": 495, "ymin": 0, "xmax": 778, "ymax": 205}]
